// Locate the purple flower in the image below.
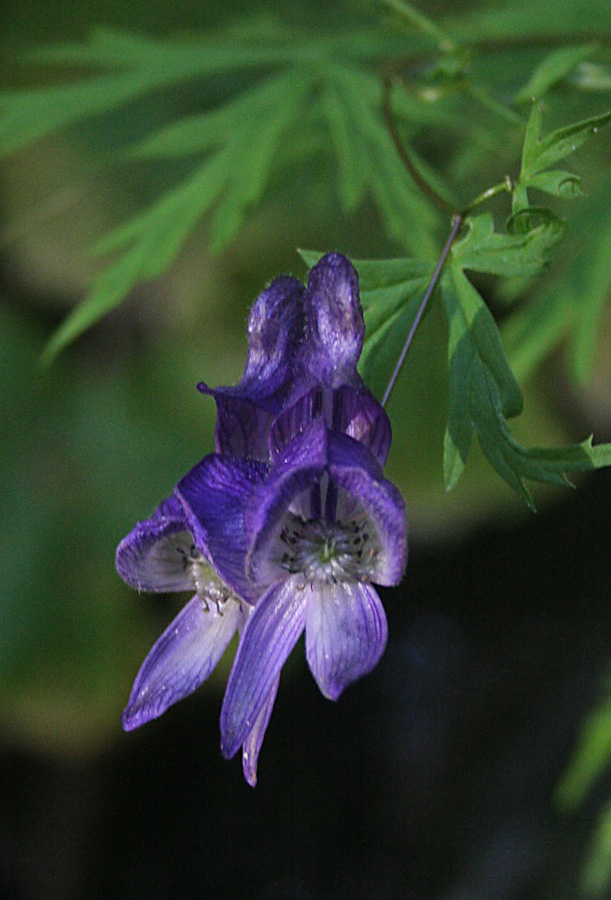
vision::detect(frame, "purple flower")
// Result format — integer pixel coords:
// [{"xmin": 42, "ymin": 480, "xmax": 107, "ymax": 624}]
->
[
  {"xmin": 177, "ymin": 415, "xmax": 407, "ymax": 762},
  {"xmin": 116, "ymin": 252, "xmax": 406, "ymax": 785}
]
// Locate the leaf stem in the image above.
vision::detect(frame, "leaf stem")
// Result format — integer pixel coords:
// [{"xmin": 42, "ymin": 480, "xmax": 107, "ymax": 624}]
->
[
  {"xmin": 462, "ymin": 176, "xmax": 514, "ymax": 215},
  {"xmin": 381, "ymin": 212, "xmax": 463, "ymax": 408},
  {"xmin": 382, "ymin": 74, "xmax": 455, "ymax": 216}
]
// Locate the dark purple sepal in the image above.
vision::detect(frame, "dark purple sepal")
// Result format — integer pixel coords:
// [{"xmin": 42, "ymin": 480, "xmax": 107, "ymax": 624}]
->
[
  {"xmin": 305, "ymin": 581, "xmax": 388, "ymax": 701},
  {"xmin": 122, "ymin": 594, "xmax": 242, "ymax": 731},
  {"xmin": 328, "ymin": 433, "xmax": 408, "ymax": 586},
  {"xmin": 300, "ymin": 254, "xmax": 364, "ymax": 388},
  {"xmin": 220, "ymin": 578, "xmax": 307, "ymax": 759},
  {"xmin": 176, "ymin": 454, "xmax": 268, "ymax": 604},
  {"xmin": 115, "ymin": 494, "xmax": 196, "ymax": 593},
  {"xmin": 268, "ymin": 383, "xmax": 391, "ymax": 467},
  {"xmin": 198, "ymin": 274, "xmax": 305, "ymax": 456}
]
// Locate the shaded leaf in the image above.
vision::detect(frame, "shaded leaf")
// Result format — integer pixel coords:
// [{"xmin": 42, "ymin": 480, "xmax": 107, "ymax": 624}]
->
[
  {"xmin": 514, "ymin": 43, "xmax": 597, "ymax": 103},
  {"xmin": 442, "ymin": 270, "xmax": 611, "ymax": 502},
  {"xmin": 521, "ymin": 105, "xmax": 611, "ymax": 179},
  {"xmin": 451, "ymin": 211, "xmax": 564, "ymax": 277}
]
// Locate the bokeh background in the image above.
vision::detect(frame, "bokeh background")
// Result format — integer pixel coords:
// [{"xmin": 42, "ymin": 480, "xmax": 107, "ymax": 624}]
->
[{"xmin": 2, "ymin": 1, "xmax": 611, "ymax": 898}]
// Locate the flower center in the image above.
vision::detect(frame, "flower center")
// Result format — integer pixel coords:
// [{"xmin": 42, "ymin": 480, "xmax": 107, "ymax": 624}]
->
[
  {"xmin": 176, "ymin": 541, "xmax": 236, "ymax": 613},
  {"xmin": 278, "ymin": 514, "xmax": 378, "ymax": 585}
]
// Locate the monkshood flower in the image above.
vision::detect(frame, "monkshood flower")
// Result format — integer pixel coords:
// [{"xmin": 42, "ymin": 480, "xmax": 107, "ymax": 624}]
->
[
  {"xmin": 117, "ymin": 252, "xmax": 403, "ymax": 784},
  {"xmin": 176, "ymin": 413, "xmax": 407, "ymax": 764}
]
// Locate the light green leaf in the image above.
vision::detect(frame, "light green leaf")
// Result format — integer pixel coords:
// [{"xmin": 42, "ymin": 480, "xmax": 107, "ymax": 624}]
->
[
  {"xmin": 521, "ymin": 105, "xmax": 611, "ymax": 179},
  {"xmin": 514, "ymin": 43, "xmax": 597, "ymax": 103},
  {"xmin": 525, "ymin": 169, "xmax": 584, "ymax": 198},
  {"xmin": 320, "ymin": 84, "xmax": 368, "ymax": 212},
  {"xmin": 571, "ymin": 61, "xmax": 611, "ymax": 91},
  {"xmin": 451, "ymin": 211, "xmax": 564, "ymax": 277}
]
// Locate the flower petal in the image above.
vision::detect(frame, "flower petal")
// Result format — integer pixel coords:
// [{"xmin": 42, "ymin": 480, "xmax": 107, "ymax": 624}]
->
[
  {"xmin": 198, "ymin": 274, "xmax": 305, "ymax": 456},
  {"xmin": 328, "ymin": 432, "xmax": 408, "ymax": 586},
  {"xmin": 220, "ymin": 579, "xmax": 307, "ymax": 759},
  {"xmin": 122, "ymin": 594, "xmax": 242, "ymax": 730},
  {"xmin": 305, "ymin": 580, "xmax": 388, "ymax": 701},
  {"xmin": 301, "ymin": 254, "xmax": 364, "ymax": 388},
  {"xmin": 177, "ymin": 454, "xmax": 268, "ymax": 603},
  {"xmin": 115, "ymin": 495, "xmax": 196, "ymax": 592},
  {"xmin": 241, "ymin": 676, "xmax": 280, "ymax": 787}
]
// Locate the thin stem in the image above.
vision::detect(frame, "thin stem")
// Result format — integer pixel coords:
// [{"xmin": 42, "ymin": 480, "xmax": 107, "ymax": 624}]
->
[
  {"xmin": 382, "ymin": 75, "xmax": 455, "ymax": 216},
  {"xmin": 381, "ymin": 213, "xmax": 463, "ymax": 408},
  {"xmin": 462, "ymin": 176, "xmax": 514, "ymax": 216}
]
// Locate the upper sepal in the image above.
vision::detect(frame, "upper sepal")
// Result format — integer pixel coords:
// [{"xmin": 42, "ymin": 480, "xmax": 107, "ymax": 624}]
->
[
  {"xmin": 199, "ymin": 274, "xmax": 306, "ymax": 457},
  {"xmin": 300, "ymin": 253, "xmax": 364, "ymax": 389}
]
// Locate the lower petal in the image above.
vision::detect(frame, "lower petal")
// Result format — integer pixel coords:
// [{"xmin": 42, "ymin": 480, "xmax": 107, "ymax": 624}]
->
[
  {"xmin": 122, "ymin": 594, "xmax": 242, "ymax": 730},
  {"xmin": 241, "ymin": 676, "xmax": 280, "ymax": 788},
  {"xmin": 305, "ymin": 581, "xmax": 388, "ymax": 701},
  {"xmin": 220, "ymin": 579, "xmax": 307, "ymax": 759}
]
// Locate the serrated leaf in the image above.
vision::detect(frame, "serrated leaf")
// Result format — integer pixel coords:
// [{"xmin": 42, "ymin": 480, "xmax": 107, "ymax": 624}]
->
[
  {"xmin": 514, "ymin": 43, "xmax": 597, "ymax": 103},
  {"xmin": 442, "ymin": 273, "xmax": 611, "ymax": 502},
  {"xmin": 451, "ymin": 212, "xmax": 564, "ymax": 277},
  {"xmin": 521, "ymin": 106, "xmax": 611, "ymax": 178},
  {"xmin": 503, "ymin": 175, "xmax": 611, "ymax": 383},
  {"xmin": 40, "ymin": 69, "xmax": 313, "ymax": 361}
]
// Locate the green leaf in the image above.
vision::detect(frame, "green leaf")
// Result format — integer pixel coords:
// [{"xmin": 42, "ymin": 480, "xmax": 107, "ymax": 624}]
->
[
  {"xmin": 525, "ymin": 169, "xmax": 584, "ymax": 198},
  {"xmin": 451, "ymin": 212, "xmax": 565, "ymax": 277},
  {"xmin": 503, "ymin": 175, "xmax": 611, "ymax": 382},
  {"xmin": 571, "ymin": 61, "xmax": 611, "ymax": 92},
  {"xmin": 582, "ymin": 799, "xmax": 611, "ymax": 898},
  {"xmin": 521, "ymin": 105, "xmax": 611, "ymax": 179},
  {"xmin": 556, "ymin": 689, "xmax": 611, "ymax": 811},
  {"xmin": 324, "ymin": 62, "xmax": 441, "ymax": 257},
  {"xmin": 319, "ymin": 84, "xmax": 368, "ymax": 212},
  {"xmin": 42, "ymin": 72, "xmax": 312, "ymax": 363},
  {"xmin": 514, "ymin": 43, "xmax": 597, "ymax": 103},
  {"xmin": 442, "ymin": 269, "xmax": 611, "ymax": 502}
]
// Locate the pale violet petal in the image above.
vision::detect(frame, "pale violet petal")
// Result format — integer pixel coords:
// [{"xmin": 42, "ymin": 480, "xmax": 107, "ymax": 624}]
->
[
  {"xmin": 305, "ymin": 580, "xmax": 388, "ymax": 701},
  {"xmin": 220, "ymin": 578, "xmax": 307, "ymax": 759},
  {"xmin": 122, "ymin": 594, "xmax": 242, "ymax": 730}
]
